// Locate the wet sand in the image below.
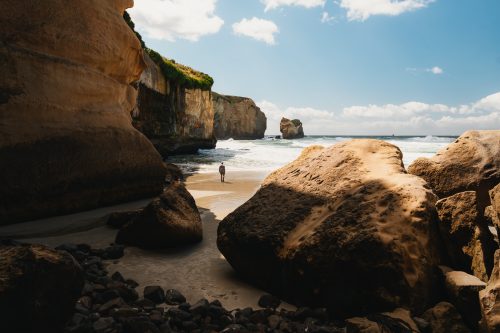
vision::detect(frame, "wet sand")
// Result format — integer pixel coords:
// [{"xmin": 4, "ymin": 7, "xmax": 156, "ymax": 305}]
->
[{"xmin": 0, "ymin": 170, "xmax": 276, "ymax": 310}]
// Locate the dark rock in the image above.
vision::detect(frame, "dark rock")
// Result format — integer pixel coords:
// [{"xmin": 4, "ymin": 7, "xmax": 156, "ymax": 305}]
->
[
  {"xmin": 111, "ymin": 307, "xmax": 140, "ymax": 318},
  {"xmin": 126, "ymin": 279, "xmax": 140, "ymax": 288},
  {"xmin": 107, "ymin": 210, "xmax": 142, "ymax": 229},
  {"xmin": 99, "ymin": 298, "xmax": 126, "ymax": 314},
  {"xmin": 116, "ymin": 182, "xmax": 202, "ymax": 249},
  {"xmin": 258, "ymin": 294, "xmax": 281, "ymax": 309},
  {"xmin": 181, "ymin": 321, "xmax": 198, "ymax": 330},
  {"xmin": 111, "ymin": 271, "xmax": 125, "ymax": 282},
  {"xmin": 189, "ymin": 298, "xmax": 210, "ymax": 316},
  {"xmin": 79, "ymin": 296, "xmax": 93, "ymax": 309},
  {"xmin": 101, "ymin": 289, "xmax": 121, "ymax": 303},
  {"xmin": 122, "ymin": 316, "xmax": 161, "ymax": 333},
  {"xmin": 413, "ymin": 316, "xmax": 431, "ymax": 333},
  {"xmin": 93, "ymin": 317, "xmax": 115, "ymax": 332},
  {"xmin": 221, "ymin": 324, "xmax": 248, "ymax": 333},
  {"xmin": 166, "ymin": 308, "xmax": 192, "ymax": 321},
  {"xmin": 422, "ymin": 302, "xmax": 471, "ymax": 333},
  {"xmin": 102, "ymin": 244, "xmax": 125, "ymax": 260},
  {"xmin": 178, "ymin": 302, "xmax": 191, "ymax": 311},
  {"xmin": 135, "ymin": 298, "xmax": 156, "ymax": 309},
  {"xmin": 165, "ymin": 288, "xmax": 186, "ymax": 305},
  {"xmin": 0, "ymin": 243, "xmax": 84, "ymax": 333},
  {"xmin": 144, "ymin": 286, "xmax": 165, "ymax": 304}
]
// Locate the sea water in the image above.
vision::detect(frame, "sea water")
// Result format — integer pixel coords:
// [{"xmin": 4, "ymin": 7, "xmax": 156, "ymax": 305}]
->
[{"xmin": 167, "ymin": 135, "xmax": 457, "ymax": 175}]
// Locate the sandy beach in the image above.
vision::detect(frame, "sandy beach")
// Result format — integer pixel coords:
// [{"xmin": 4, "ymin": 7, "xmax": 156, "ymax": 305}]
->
[{"xmin": 0, "ymin": 170, "xmax": 275, "ymax": 310}]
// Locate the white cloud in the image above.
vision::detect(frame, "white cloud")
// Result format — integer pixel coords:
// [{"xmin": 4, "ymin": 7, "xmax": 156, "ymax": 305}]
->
[
  {"xmin": 427, "ymin": 66, "xmax": 444, "ymax": 74},
  {"xmin": 339, "ymin": 0, "xmax": 434, "ymax": 21},
  {"xmin": 321, "ymin": 11, "xmax": 336, "ymax": 23},
  {"xmin": 128, "ymin": 0, "xmax": 224, "ymax": 42},
  {"xmin": 262, "ymin": 0, "xmax": 326, "ymax": 11},
  {"xmin": 232, "ymin": 18, "xmax": 279, "ymax": 45},
  {"xmin": 258, "ymin": 92, "xmax": 500, "ymax": 135}
]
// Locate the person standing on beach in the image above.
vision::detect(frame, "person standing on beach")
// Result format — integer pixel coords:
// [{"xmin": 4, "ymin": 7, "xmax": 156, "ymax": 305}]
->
[{"xmin": 219, "ymin": 162, "xmax": 226, "ymax": 182}]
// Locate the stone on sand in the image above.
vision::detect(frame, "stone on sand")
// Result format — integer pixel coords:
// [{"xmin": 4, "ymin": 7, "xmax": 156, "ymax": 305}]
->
[
  {"xmin": 116, "ymin": 182, "xmax": 202, "ymax": 249},
  {"xmin": 218, "ymin": 139, "xmax": 441, "ymax": 316}
]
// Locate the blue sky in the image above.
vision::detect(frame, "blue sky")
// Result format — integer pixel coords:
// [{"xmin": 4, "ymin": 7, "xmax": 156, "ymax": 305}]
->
[{"xmin": 130, "ymin": 0, "xmax": 500, "ymax": 135}]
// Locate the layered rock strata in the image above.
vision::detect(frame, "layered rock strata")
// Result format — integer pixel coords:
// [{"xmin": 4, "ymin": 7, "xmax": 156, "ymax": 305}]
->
[
  {"xmin": 212, "ymin": 92, "xmax": 267, "ymax": 139},
  {"xmin": 0, "ymin": 0, "xmax": 167, "ymax": 223},
  {"xmin": 132, "ymin": 53, "xmax": 216, "ymax": 155}
]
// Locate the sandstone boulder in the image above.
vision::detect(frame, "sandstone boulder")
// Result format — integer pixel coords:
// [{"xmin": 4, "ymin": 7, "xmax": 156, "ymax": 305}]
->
[
  {"xmin": 442, "ymin": 270, "xmax": 486, "ymax": 329},
  {"xmin": 116, "ymin": 182, "xmax": 202, "ymax": 249},
  {"xmin": 0, "ymin": 242, "xmax": 84, "ymax": 332},
  {"xmin": 488, "ymin": 184, "xmax": 500, "ymax": 233},
  {"xmin": 0, "ymin": 0, "xmax": 167, "ymax": 224},
  {"xmin": 280, "ymin": 117, "xmax": 304, "ymax": 139},
  {"xmin": 480, "ymin": 250, "xmax": 500, "ymax": 332},
  {"xmin": 212, "ymin": 92, "xmax": 267, "ymax": 139},
  {"xmin": 435, "ymin": 191, "xmax": 497, "ymax": 281},
  {"xmin": 346, "ymin": 308, "xmax": 419, "ymax": 333},
  {"xmin": 408, "ymin": 130, "xmax": 500, "ymax": 213},
  {"xmin": 217, "ymin": 140, "xmax": 441, "ymax": 317},
  {"xmin": 422, "ymin": 302, "xmax": 471, "ymax": 333}
]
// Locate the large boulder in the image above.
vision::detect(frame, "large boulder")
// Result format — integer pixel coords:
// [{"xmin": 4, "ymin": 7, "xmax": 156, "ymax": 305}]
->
[
  {"xmin": 212, "ymin": 92, "xmax": 267, "ymax": 139},
  {"xmin": 408, "ymin": 130, "xmax": 500, "ymax": 213},
  {"xmin": 488, "ymin": 184, "xmax": 500, "ymax": 233},
  {"xmin": 217, "ymin": 140, "xmax": 441, "ymax": 317},
  {"xmin": 0, "ymin": 0, "xmax": 167, "ymax": 224},
  {"xmin": 116, "ymin": 182, "xmax": 202, "ymax": 249},
  {"xmin": 280, "ymin": 117, "xmax": 304, "ymax": 139},
  {"xmin": 435, "ymin": 191, "xmax": 497, "ymax": 281},
  {"xmin": 0, "ymin": 242, "xmax": 84, "ymax": 332}
]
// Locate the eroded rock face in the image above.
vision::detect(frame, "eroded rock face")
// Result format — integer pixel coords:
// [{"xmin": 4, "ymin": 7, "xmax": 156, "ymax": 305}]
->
[
  {"xmin": 217, "ymin": 140, "xmax": 441, "ymax": 317},
  {"xmin": 212, "ymin": 92, "xmax": 267, "ymax": 139},
  {"xmin": 436, "ymin": 191, "xmax": 497, "ymax": 281},
  {"xmin": 133, "ymin": 53, "xmax": 216, "ymax": 155},
  {"xmin": 0, "ymin": 242, "xmax": 84, "ymax": 332},
  {"xmin": 0, "ymin": 0, "xmax": 167, "ymax": 223},
  {"xmin": 116, "ymin": 182, "xmax": 202, "ymax": 249},
  {"xmin": 480, "ymin": 250, "xmax": 500, "ymax": 333},
  {"xmin": 408, "ymin": 130, "xmax": 500, "ymax": 213},
  {"xmin": 488, "ymin": 184, "xmax": 500, "ymax": 233},
  {"xmin": 280, "ymin": 117, "xmax": 304, "ymax": 139}
]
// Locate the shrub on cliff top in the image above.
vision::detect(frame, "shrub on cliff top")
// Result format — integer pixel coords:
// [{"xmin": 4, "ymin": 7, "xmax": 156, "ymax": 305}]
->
[
  {"xmin": 146, "ymin": 49, "xmax": 214, "ymax": 90},
  {"xmin": 123, "ymin": 11, "xmax": 213, "ymax": 91}
]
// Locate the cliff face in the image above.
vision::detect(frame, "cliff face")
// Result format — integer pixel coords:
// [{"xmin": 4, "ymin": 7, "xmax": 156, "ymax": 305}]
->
[
  {"xmin": 0, "ymin": 0, "xmax": 166, "ymax": 223},
  {"xmin": 212, "ymin": 92, "xmax": 267, "ymax": 140},
  {"xmin": 132, "ymin": 53, "xmax": 216, "ymax": 155}
]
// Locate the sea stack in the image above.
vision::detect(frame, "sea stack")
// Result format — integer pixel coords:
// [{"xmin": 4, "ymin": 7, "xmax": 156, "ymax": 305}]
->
[
  {"xmin": 212, "ymin": 92, "xmax": 267, "ymax": 140},
  {"xmin": 0, "ymin": 0, "xmax": 167, "ymax": 224},
  {"xmin": 280, "ymin": 117, "xmax": 304, "ymax": 139}
]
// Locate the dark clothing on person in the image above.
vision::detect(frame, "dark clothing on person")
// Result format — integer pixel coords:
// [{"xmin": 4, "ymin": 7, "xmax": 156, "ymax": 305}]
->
[{"xmin": 219, "ymin": 164, "xmax": 225, "ymax": 182}]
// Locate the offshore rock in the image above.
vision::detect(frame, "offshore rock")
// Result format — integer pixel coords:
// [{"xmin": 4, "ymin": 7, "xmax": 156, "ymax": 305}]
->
[{"xmin": 280, "ymin": 117, "xmax": 304, "ymax": 139}]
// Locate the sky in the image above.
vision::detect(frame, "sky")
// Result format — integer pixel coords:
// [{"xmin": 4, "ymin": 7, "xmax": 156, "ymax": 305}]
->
[{"xmin": 129, "ymin": 0, "xmax": 500, "ymax": 135}]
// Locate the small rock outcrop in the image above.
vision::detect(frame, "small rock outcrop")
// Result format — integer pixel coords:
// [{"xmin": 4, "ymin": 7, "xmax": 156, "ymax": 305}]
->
[
  {"xmin": 487, "ymin": 183, "xmax": 500, "ymax": 234},
  {"xmin": 0, "ymin": 0, "xmax": 167, "ymax": 223},
  {"xmin": 422, "ymin": 302, "xmax": 471, "ymax": 333},
  {"xmin": 280, "ymin": 117, "xmax": 304, "ymax": 139},
  {"xmin": 408, "ymin": 130, "xmax": 500, "ymax": 213},
  {"xmin": 436, "ymin": 191, "xmax": 497, "ymax": 281},
  {"xmin": 132, "ymin": 51, "xmax": 216, "ymax": 155},
  {"xmin": 116, "ymin": 182, "xmax": 202, "ymax": 249},
  {"xmin": 212, "ymin": 92, "xmax": 267, "ymax": 139},
  {"xmin": 480, "ymin": 250, "xmax": 500, "ymax": 332},
  {"xmin": 218, "ymin": 140, "xmax": 441, "ymax": 317},
  {"xmin": 0, "ymin": 242, "xmax": 84, "ymax": 332}
]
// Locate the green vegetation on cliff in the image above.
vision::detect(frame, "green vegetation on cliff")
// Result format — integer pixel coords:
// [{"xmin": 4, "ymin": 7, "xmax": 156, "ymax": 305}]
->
[{"xmin": 123, "ymin": 12, "xmax": 214, "ymax": 90}]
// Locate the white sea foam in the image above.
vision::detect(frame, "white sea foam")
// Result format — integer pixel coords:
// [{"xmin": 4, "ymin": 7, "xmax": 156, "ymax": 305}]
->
[{"xmin": 167, "ymin": 136, "xmax": 456, "ymax": 174}]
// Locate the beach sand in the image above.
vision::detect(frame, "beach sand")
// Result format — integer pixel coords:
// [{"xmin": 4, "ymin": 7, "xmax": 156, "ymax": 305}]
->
[{"xmin": 0, "ymin": 170, "xmax": 276, "ymax": 310}]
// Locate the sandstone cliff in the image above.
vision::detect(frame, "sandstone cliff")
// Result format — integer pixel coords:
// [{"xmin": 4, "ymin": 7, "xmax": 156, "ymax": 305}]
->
[
  {"xmin": 212, "ymin": 92, "xmax": 267, "ymax": 140},
  {"xmin": 130, "ymin": 46, "xmax": 216, "ymax": 155},
  {"xmin": 0, "ymin": 0, "xmax": 167, "ymax": 223}
]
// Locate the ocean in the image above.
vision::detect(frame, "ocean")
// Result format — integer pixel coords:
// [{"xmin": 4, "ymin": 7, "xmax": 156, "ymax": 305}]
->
[{"xmin": 167, "ymin": 135, "xmax": 457, "ymax": 175}]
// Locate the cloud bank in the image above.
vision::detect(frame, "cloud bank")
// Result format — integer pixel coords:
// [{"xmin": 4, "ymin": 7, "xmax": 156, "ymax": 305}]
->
[
  {"xmin": 128, "ymin": 0, "xmax": 224, "ymax": 42},
  {"xmin": 259, "ymin": 92, "xmax": 500, "ymax": 135},
  {"xmin": 261, "ymin": 0, "xmax": 326, "ymax": 11},
  {"xmin": 339, "ymin": 0, "xmax": 434, "ymax": 21},
  {"xmin": 232, "ymin": 18, "xmax": 279, "ymax": 45}
]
